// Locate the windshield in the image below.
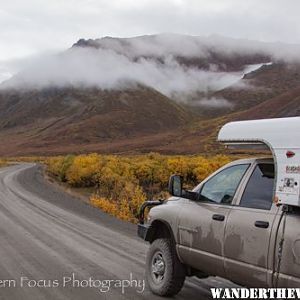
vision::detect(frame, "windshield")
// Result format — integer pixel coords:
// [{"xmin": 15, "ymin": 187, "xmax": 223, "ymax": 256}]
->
[{"xmin": 193, "ymin": 164, "xmax": 250, "ymax": 204}]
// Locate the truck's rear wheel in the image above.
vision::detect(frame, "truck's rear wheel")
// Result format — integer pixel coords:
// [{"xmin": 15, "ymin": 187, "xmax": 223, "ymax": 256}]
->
[{"xmin": 146, "ymin": 238, "xmax": 185, "ymax": 296}]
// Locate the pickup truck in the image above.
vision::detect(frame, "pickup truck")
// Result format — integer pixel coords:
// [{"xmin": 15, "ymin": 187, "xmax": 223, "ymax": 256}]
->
[{"xmin": 137, "ymin": 117, "xmax": 300, "ymax": 296}]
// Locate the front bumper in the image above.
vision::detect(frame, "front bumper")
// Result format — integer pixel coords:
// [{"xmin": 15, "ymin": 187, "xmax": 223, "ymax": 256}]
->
[{"xmin": 137, "ymin": 200, "xmax": 164, "ymax": 241}]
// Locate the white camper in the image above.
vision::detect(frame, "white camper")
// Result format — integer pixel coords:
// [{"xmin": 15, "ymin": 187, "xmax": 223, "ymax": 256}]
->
[{"xmin": 218, "ymin": 117, "xmax": 300, "ymax": 207}]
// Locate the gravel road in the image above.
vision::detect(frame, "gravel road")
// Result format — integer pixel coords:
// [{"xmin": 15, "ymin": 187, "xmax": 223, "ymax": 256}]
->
[{"xmin": 0, "ymin": 163, "xmax": 234, "ymax": 300}]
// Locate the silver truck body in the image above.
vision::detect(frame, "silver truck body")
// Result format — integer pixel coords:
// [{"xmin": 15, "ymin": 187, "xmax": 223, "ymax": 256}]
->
[
  {"xmin": 138, "ymin": 117, "xmax": 300, "ymax": 295},
  {"xmin": 145, "ymin": 158, "xmax": 300, "ymax": 287}
]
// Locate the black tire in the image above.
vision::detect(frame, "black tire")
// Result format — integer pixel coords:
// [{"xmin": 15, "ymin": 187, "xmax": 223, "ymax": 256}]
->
[{"xmin": 146, "ymin": 238, "xmax": 186, "ymax": 297}]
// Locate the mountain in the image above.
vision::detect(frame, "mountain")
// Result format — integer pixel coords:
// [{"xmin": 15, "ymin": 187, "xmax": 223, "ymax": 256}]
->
[
  {"xmin": 0, "ymin": 34, "xmax": 300, "ymax": 156},
  {"xmin": 231, "ymin": 85, "xmax": 300, "ymax": 120},
  {"xmin": 0, "ymin": 86, "xmax": 189, "ymax": 155},
  {"xmin": 72, "ymin": 34, "xmax": 271, "ymax": 72},
  {"xmin": 155, "ymin": 85, "xmax": 300, "ymax": 154},
  {"xmin": 211, "ymin": 62, "xmax": 300, "ymax": 114}
]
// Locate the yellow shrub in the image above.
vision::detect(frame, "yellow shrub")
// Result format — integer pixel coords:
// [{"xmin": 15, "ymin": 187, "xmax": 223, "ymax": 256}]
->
[
  {"xmin": 90, "ymin": 182, "xmax": 146, "ymax": 223},
  {"xmin": 66, "ymin": 154, "xmax": 101, "ymax": 187},
  {"xmin": 47, "ymin": 153, "xmax": 232, "ymax": 223},
  {"xmin": 90, "ymin": 196, "xmax": 119, "ymax": 216},
  {"xmin": 46, "ymin": 156, "xmax": 74, "ymax": 182},
  {"xmin": 0, "ymin": 159, "xmax": 7, "ymax": 167}
]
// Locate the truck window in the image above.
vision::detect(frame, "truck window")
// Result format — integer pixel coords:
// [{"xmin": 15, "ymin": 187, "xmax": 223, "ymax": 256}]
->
[
  {"xmin": 199, "ymin": 164, "xmax": 249, "ymax": 204},
  {"xmin": 239, "ymin": 163, "xmax": 274, "ymax": 210}
]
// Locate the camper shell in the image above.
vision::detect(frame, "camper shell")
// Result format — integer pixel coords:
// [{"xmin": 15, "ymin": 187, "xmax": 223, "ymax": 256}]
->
[{"xmin": 218, "ymin": 117, "xmax": 300, "ymax": 207}]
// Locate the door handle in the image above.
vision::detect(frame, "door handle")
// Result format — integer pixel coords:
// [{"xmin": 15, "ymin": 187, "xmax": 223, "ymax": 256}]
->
[
  {"xmin": 212, "ymin": 214, "xmax": 225, "ymax": 221},
  {"xmin": 255, "ymin": 221, "xmax": 269, "ymax": 228}
]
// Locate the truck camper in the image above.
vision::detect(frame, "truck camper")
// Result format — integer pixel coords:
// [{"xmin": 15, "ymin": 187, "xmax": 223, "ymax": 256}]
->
[{"xmin": 138, "ymin": 117, "xmax": 300, "ymax": 296}]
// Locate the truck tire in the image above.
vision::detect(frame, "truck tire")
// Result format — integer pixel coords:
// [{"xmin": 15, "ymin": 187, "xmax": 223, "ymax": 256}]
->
[{"xmin": 146, "ymin": 238, "xmax": 186, "ymax": 296}]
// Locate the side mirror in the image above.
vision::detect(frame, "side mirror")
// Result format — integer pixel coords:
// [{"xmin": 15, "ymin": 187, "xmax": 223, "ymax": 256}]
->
[{"xmin": 168, "ymin": 175, "xmax": 183, "ymax": 197}]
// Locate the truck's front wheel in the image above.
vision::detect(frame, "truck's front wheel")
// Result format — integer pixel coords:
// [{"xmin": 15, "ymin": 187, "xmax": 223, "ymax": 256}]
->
[{"xmin": 146, "ymin": 238, "xmax": 185, "ymax": 296}]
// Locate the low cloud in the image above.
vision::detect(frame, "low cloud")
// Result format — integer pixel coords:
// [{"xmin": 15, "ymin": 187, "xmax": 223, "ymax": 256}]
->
[
  {"xmin": 0, "ymin": 66, "xmax": 12, "ymax": 83},
  {"xmin": 82, "ymin": 34, "xmax": 300, "ymax": 63},
  {"xmin": 0, "ymin": 36, "xmax": 257, "ymax": 99},
  {"xmin": 2, "ymin": 34, "xmax": 300, "ymax": 102},
  {"xmin": 0, "ymin": 45, "xmax": 247, "ymax": 98},
  {"xmin": 196, "ymin": 97, "xmax": 233, "ymax": 108}
]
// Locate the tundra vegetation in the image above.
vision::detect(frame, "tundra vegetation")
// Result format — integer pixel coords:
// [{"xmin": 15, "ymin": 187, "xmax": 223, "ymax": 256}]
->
[
  {"xmin": 0, "ymin": 159, "xmax": 7, "ymax": 167},
  {"xmin": 46, "ymin": 153, "xmax": 230, "ymax": 223}
]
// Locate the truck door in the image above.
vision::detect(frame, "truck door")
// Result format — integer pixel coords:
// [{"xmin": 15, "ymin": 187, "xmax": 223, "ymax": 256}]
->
[
  {"xmin": 177, "ymin": 163, "xmax": 250, "ymax": 278},
  {"xmin": 273, "ymin": 208, "xmax": 300, "ymax": 287},
  {"xmin": 224, "ymin": 162, "xmax": 279, "ymax": 287}
]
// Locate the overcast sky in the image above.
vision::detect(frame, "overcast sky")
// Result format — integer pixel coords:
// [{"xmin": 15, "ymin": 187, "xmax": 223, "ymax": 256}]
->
[
  {"xmin": 0, "ymin": 0, "xmax": 299, "ymax": 82},
  {"xmin": 1, "ymin": 0, "xmax": 300, "ymax": 59}
]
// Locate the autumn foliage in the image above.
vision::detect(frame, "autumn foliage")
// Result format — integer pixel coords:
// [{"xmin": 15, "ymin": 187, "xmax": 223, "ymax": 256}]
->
[
  {"xmin": 0, "ymin": 159, "xmax": 7, "ymax": 167},
  {"xmin": 46, "ymin": 153, "xmax": 230, "ymax": 222}
]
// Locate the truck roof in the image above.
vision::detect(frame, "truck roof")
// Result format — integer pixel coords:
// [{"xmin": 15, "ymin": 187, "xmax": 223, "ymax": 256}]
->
[{"xmin": 227, "ymin": 157, "xmax": 273, "ymax": 166}]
